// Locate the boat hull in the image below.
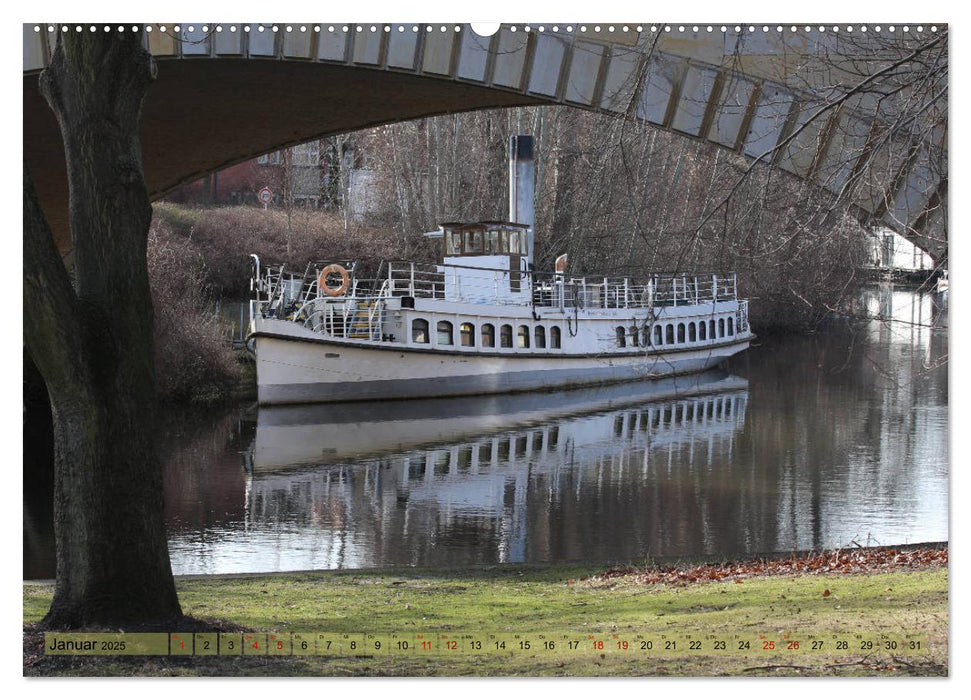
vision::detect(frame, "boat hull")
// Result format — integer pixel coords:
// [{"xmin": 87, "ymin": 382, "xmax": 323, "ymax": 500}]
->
[{"xmin": 253, "ymin": 322, "xmax": 752, "ymax": 405}]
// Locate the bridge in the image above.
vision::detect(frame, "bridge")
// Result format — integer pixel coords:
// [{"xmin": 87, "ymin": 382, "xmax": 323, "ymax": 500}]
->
[{"xmin": 23, "ymin": 23, "xmax": 947, "ymax": 263}]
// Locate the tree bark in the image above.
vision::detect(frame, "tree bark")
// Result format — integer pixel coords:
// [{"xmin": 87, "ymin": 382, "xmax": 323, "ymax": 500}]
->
[{"xmin": 24, "ymin": 29, "xmax": 181, "ymax": 628}]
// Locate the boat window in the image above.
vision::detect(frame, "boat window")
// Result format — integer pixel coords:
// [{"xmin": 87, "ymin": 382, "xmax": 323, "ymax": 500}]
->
[
  {"xmin": 500, "ymin": 324, "xmax": 513, "ymax": 348},
  {"xmin": 688, "ymin": 322, "xmax": 697, "ymax": 343},
  {"xmin": 485, "ymin": 230, "xmax": 500, "ymax": 254},
  {"xmin": 482, "ymin": 323, "xmax": 496, "ymax": 348},
  {"xmin": 654, "ymin": 325, "xmax": 662, "ymax": 346},
  {"xmin": 616, "ymin": 326, "xmax": 627, "ymax": 348},
  {"xmin": 518, "ymin": 325, "xmax": 531, "ymax": 349},
  {"xmin": 550, "ymin": 326, "xmax": 561, "ymax": 349},
  {"xmin": 718, "ymin": 318, "xmax": 725, "ymax": 338},
  {"xmin": 499, "ymin": 230, "xmax": 510, "ymax": 254},
  {"xmin": 666, "ymin": 324, "xmax": 674, "ymax": 344},
  {"xmin": 437, "ymin": 320, "xmax": 454, "ymax": 345},
  {"xmin": 727, "ymin": 317, "xmax": 734, "ymax": 335},
  {"xmin": 509, "ymin": 231, "xmax": 520, "ymax": 255},
  {"xmin": 446, "ymin": 231, "xmax": 462, "ymax": 255},
  {"xmin": 466, "ymin": 230, "xmax": 483, "ymax": 254},
  {"xmin": 699, "ymin": 321, "xmax": 707, "ymax": 341},
  {"xmin": 412, "ymin": 318, "xmax": 429, "ymax": 344},
  {"xmin": 460, "ymin": 322, "xmax": 475, "ymax": 347},
  {"xmin": 535, "ymin": 326, "xmax": 546, "ymax": 348},
  {"xmin": 630, "ymin": 325, "xmax": 639, "ymax": 347},
  {"xmin": 677, "ymin": 323, "xmax": 686, "ymax": 343},
  {"xmin": 709, "ymin": 319, "xmax": 716, "ymax": 339}
]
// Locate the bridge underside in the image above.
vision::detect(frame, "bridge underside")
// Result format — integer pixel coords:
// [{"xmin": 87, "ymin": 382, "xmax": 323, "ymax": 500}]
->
[{"xmin": 24, "ymin": 61, "xmax": 540, "ymax": 252}]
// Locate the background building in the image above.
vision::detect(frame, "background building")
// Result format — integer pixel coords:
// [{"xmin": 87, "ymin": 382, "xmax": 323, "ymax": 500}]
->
[
  {"xmin": 865, "ymin": 226, "xmax": 935, "ymax": 273},
  {"xmin": 164, "ymin": 139, "xmax": 379, "ymax": 217}
]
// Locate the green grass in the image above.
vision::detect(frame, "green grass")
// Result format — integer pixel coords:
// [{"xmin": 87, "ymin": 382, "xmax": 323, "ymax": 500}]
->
[{"xmin": 23, "ymin": 565, "xmax": 947, "ymax": 677}]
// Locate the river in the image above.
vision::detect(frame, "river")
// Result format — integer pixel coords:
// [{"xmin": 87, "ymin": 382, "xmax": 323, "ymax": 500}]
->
[{"xmin": 23, "ymin": 285, "xmax": 948, "ymax": 578}]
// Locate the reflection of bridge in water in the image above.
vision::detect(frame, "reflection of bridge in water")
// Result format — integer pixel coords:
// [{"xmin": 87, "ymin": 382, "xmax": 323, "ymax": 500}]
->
[{"xmin": 241, "ymin": 373, "xmax": 748, "ymax": 569}]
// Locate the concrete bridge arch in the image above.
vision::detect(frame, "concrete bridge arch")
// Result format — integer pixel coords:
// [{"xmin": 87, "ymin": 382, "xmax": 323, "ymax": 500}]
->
[{"xmin": 23, "ymin": 22, "xmax": 947, "ymax": 263}]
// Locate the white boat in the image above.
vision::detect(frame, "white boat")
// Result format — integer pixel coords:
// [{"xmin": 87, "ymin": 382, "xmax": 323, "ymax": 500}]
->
[{"xmin": 247, "ymin": 136, "xmax": 754, "ymax": 405}]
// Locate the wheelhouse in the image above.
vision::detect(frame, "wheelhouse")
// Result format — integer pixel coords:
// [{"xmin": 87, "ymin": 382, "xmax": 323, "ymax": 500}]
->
[{"xmin": 437, "ymin": 222, "xmax": 531, "ymax": 259}]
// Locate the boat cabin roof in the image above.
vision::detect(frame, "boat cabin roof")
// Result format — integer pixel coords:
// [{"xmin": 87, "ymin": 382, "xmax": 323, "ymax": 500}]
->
[{"xmin": 427, "ymin": 221, "xmax": 531, "ymax": 257}]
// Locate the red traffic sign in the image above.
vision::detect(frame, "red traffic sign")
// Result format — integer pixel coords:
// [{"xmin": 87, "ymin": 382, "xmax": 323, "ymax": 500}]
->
[{"xmin": 258, "ymin": 187, "xmax": 273, "ymax": 205}]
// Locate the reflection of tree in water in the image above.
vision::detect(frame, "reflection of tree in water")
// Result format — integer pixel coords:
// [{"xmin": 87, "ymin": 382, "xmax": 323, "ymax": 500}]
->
[
  {"xmin": 26, "ymin": 403, "xmax": 255, "ymax": 579},
  {"xmin": 24, "ymin": 352, "xmax": 55, "ymax": 580},
  {"xmin": 160, "ymin": 407, "xmax": 252, "ymax": 532},
  {"xmin": 731, "ymin": 299, "xmax": 947, "ymax": 554}
]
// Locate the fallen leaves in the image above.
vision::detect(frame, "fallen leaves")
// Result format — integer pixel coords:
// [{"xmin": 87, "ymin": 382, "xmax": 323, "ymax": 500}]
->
[{"xmin": 592, "ymin": 546, "xmax": 947, "ymax": 586}]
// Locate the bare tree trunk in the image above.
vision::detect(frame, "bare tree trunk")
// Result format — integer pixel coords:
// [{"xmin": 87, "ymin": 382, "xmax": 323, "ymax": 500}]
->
[
  {"xmin": 388, "ymin": 126, "xmax": 415, "ymax": 252},
  {"xmin": 24, "ymin": 29, "xmax": 181, "ymax": 628}
]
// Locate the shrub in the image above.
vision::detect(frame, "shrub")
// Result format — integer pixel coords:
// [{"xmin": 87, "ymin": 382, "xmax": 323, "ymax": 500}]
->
[
  {"xmin": 147, "ymin": 222, "xmax": 242, "ymax": 403},
  {"xmin": 153, "ymin": 205, "xmax": 402, "ymax": 300}
]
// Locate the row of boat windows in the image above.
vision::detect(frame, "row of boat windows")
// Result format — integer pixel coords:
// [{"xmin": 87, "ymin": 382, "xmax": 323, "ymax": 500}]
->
[
  {"xmin": 410, "ymin": 316, "xmax": 735, "ymax": 350},
  {"xmin": 412, "ymin": 319, "xmax": 563, "ymax": 349},
  {"xmin": 616, "ymin": 317, "xmax": 734, "ymax": 348}
]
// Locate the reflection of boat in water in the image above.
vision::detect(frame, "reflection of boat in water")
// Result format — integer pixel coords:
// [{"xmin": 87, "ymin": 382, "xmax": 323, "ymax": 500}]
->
[
  {"xmin": 248, "ymin": 369, "xmax": 749, "ymax": 472},
  {"xmin": 241, "ymin": 375, "xmax": 749, "ymax": 567}
]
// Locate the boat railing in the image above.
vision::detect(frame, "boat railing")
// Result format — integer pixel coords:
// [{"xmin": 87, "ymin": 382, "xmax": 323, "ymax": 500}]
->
[
  {"xmin": 736, "ymin": 300, "xmax": 750, "ymax": 333},
  {"xmin": 379, "ymin": 262, "xmax": 738, "ymax": 310},
  {"xmin": 252, "ymin": 260, "xmax": 739, "ymax": 318},
  {"xmin": 250, "ymin": 262, "xmax": 301, "ymax": 318},
  {"xmin": 534, "ymin": 272, "xmax": 737, "ymax": 310},
  {"xmin": 385, "ymin": 261, "xmax": 447, "ymax": 299}
]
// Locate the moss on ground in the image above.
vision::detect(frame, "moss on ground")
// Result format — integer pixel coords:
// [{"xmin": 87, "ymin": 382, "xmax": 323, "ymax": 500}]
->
[{"xmin": 23, "ymin": 565, "xmax": 947, "ymax": 677}]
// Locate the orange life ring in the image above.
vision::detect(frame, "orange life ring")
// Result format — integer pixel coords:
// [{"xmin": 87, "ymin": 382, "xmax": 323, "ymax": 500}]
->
[{"xmin": 318, "ymin": 264, "xmax": 350, "ymax": 297}]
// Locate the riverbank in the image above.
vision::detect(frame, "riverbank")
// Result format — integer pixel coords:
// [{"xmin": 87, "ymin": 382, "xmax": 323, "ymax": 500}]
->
[{"xmin": 23, "ymin": 546, "xmax": 947, "ymax": 677}]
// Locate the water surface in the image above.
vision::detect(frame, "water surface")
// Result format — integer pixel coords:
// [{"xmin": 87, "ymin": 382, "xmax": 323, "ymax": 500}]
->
[{"xmin": 23, "ymin": 286, "xmax": 948, "ymax": 578}]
